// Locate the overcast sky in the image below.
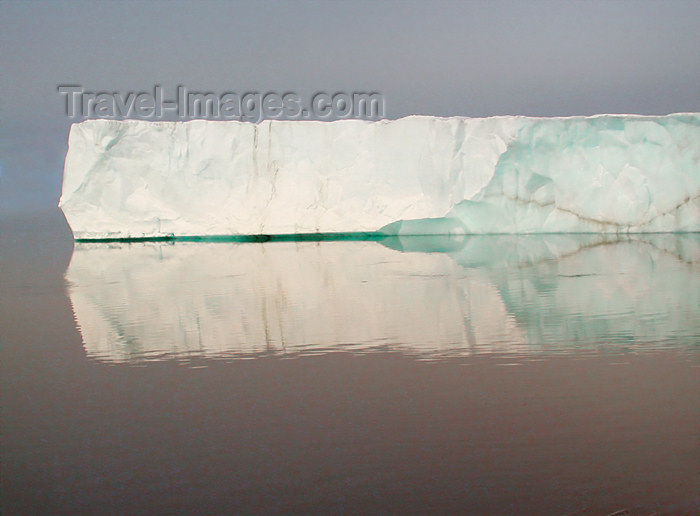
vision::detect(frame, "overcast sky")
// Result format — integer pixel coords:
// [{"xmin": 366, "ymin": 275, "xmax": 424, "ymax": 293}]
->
[{"xmin": 1, "ymin": 0, "xmax": 699, "ymax": 214}]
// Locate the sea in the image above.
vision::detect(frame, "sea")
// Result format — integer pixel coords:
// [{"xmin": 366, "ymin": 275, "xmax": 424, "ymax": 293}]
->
[{"xmin": 1, "ymin": 209, "xmax": 698, "ymax": 515}]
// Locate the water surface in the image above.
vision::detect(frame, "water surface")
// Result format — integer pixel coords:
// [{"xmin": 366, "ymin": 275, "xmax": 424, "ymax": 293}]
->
[{"xmin": 1, "ymin": 211, "xmax": 698, "ymax": 515}]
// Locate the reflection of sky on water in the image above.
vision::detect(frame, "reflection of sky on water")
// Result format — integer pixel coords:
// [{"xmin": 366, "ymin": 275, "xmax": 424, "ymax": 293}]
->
[{"xmin": 65, "ymin": 234, "xmax": 700, "ymax": 363}]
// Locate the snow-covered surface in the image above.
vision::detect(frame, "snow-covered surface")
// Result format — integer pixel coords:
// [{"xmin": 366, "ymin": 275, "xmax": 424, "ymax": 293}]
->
[
  {"xmin": 59, "ymin": 115, "xmax": 700, "ymax": 238},
  {"xmin": 66, "ymin": 235, "xmax": 700, "ymax": 362}
]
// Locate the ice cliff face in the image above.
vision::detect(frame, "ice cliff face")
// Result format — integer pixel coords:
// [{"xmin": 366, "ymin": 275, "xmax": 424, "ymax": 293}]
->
[{"xmin": 59, "ymin": 114, "xmax": 700, "ymax": 239}]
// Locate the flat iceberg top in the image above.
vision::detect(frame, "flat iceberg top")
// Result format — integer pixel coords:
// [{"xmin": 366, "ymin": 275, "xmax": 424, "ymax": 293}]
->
[{"xmin": 59, "ymin": 114, "xmax": 700, "ymax": 239}]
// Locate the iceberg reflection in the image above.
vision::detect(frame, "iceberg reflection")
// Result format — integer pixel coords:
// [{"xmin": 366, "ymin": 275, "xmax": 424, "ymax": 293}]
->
[{"xmin": 65, "ymin": 234, "xmax": 700, "ymax": 363}]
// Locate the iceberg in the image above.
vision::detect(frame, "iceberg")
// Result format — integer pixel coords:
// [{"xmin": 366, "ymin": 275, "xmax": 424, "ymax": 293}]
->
[{"xmin": 59, "ymin": 114, "xmax": 700, "ymax": 239}]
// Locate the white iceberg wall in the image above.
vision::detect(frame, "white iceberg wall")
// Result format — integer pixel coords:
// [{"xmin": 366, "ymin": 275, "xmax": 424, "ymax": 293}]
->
[{"xmin": 59, "ymin": 115, "xmax": 700, "ymax": 239}]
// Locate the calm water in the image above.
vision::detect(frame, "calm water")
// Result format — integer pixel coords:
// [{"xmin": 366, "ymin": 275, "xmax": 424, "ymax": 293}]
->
[{"xmin": 1, "ymin": 210, "xmax": 699, "ymax": 515}]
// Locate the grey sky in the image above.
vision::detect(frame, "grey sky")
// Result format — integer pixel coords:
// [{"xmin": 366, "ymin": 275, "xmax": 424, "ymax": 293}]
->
[{"xmin": 1, "ymin": 0, "xmax": 699, "ymax": 214}]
